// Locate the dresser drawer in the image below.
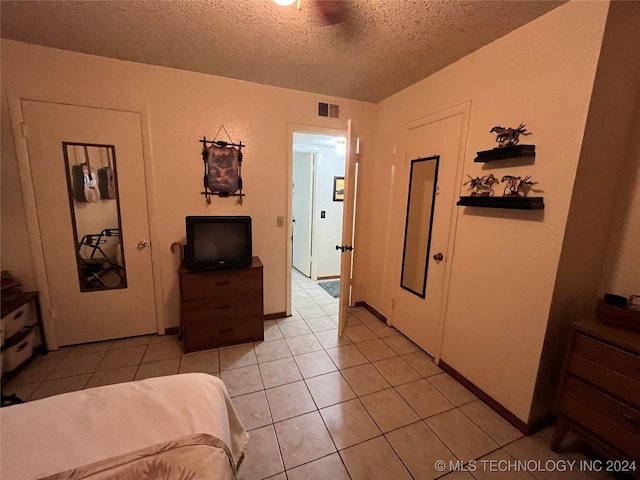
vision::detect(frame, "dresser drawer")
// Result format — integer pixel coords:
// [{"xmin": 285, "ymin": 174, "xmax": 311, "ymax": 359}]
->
[
  {"xmin": 178, "ymin": 258, "xmax": 264, "ymax": 353},
  {"xmin": 183, "ymin": 315, "xmax": 263, "ymax": 351},
  {"xmin": 180, "ymin": 268, "xmax": 262, "ymax": 300},
  {"xmin": 560, "ymin": 376, "xmax": 640, "ymax": 459},
  {"xmin": 2, "ymin": 302, "xmax": 35, "ymax": 340},
  {"xmin": 568, "ymin": 333, "xmax": 640, "ymax": 406},
  {"xmin": 183, "ymin": 293, "xmax": 263, "ymax": 321}
]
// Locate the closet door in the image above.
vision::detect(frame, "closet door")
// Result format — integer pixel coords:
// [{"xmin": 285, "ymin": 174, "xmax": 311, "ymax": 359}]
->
[
  {"xmin": 22, "ymin": 100, "xmax": 157, "ymax": 346},
  {"xmin": 387, "ymin": 109, "xmax": 467, "ymax": 357}
]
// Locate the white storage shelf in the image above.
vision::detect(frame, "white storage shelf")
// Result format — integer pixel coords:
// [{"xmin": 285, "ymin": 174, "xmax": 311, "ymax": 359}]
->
[
  {"xmin": 1, "ymin": 293, "xmax": 45, "ymax": 381},
  {"xmin": 2, "ymin": 329, "xmax": 35, "ymax": 373}
]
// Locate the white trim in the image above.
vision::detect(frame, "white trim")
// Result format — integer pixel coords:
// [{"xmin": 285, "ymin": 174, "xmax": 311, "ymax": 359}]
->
[
  {"xmin": 292, "ymin": 145, "xmax": 321, "ymax": 154},
  {"xmin": 8, "ymin": 93, "xmax": 59, "ymax": 349},
  {"xmin": 136, "ymin": 106, "xmax": 167, "ymax": 336},
  {"xmin": 7, "ymin": 91, "xmax": 166, "ymax": 348},
  {"xmin": 381, "ymin": 164, "xmax": 397, "ymax": 327},
  {"xmin": 434, "ymin": 101, "xmax": 471, "ymax": 363}
]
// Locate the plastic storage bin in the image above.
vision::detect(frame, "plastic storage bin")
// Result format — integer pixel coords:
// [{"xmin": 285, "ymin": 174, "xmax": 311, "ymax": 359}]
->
[
  {"xmin": 2, "ymin": 328, "xmax": 34, "ymax": 373},
  {"xmin": 2, "ymin": 303, "xmax": 34, "ymax": 339}
]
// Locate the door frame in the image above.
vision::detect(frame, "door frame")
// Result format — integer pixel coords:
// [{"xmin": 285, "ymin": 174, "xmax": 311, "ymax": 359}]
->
[
  {"xmin": 8, "ymin": 91, "xmax": 166, "ymax": 349},
  {"xmin": 286, "ymin": 124, "xmax": 346, "ymax": 317},
  {"xmin": 382, "ymin": 101, "xmax": 471, "ymax": 362},
  {"xmin": 292, "ymin": 147, "xmax": 318, "ymax": 279}
]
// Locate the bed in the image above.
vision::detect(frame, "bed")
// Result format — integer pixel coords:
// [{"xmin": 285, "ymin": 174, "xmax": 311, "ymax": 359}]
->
[{"xmin": 0, "ymin": 373, "xmax": 249, "ymax": 479}]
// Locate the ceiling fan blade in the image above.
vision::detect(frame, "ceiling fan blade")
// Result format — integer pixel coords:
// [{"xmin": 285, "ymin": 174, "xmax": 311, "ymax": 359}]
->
[{"xmin": 312, "ymin": 0, "xmax": 350, "ymax": 25}]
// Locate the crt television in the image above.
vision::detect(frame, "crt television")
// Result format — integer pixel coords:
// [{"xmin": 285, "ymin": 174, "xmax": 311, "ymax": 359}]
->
[{"xmin": 185, "ymin": 216, "xmax": 252, "ymax": 271}]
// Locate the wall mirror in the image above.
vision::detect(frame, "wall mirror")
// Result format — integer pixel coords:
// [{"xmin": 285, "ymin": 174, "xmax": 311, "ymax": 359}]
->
[
  {"xmin": 400, "ymin": 155, "xmax": 440, "ymax": 298},
  {"xmin": 62, "ymin": 142, "xmax": 127, "ymax": 292}
]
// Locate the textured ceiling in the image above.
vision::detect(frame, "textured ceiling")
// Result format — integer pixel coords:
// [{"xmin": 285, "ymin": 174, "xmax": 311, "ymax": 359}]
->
[{"xmin": 0, "ymin": 0, "xmax": 564, "ymax": 103}]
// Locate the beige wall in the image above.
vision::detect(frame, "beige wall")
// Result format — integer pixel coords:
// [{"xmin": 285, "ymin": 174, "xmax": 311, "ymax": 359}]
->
[
  {"xmin": 532, "ymin": 0, "xmax": 640, "ymax": 423},
  {"xmin": 599, "ymin": 119, "xmax": 640, "ymax": 296},
  {"xmin": 0, "ymin": 40, "xmax": 377, "ymax": 331},
  {"xmin": 357, "ymin": 1, "xmax": 610, "ymax": 423},
  {"xmin": 3, "ymin": 0, "xmax": 638, "ymax": 428}
]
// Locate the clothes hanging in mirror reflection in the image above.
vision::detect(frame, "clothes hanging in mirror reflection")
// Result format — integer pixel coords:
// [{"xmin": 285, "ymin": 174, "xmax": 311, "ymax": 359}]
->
[{"xmin": 63, "ymin": 142, "xmax": 127, "ymax": 292}]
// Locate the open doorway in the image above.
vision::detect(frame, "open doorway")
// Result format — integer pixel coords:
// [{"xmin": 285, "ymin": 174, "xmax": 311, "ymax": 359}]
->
[{"xmin": 290, "ymin": 130, "xmax": 346, "ymax": 319}]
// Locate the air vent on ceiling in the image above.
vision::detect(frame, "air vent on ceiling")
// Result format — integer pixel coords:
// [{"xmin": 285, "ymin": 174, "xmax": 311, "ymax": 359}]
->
[{"xmin": 318, "ymin": 102, "xmax": 340, "ymax": 118}]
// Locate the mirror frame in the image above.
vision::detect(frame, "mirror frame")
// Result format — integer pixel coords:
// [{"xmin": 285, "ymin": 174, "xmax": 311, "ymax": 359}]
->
[
  {"xmin": 400, "ymin": 155, "xmax": 440, "ymax": 298},
  {"xmin": 62, "ymin": 141, "xmax": 128, "ymax": 292}
]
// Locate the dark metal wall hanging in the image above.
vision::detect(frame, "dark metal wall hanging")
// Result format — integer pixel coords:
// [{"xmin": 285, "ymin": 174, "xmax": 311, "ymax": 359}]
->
[
  {"xmin": 458, "ymin": 123, "xmax": 544, "ymax": 210},
  {"xmin": 475, "ymin": 124, "xmax": 535, "ymax": 162},
  {"xmin": 200, "ymin": 125, "xmax": 245, "ymax": 205}
]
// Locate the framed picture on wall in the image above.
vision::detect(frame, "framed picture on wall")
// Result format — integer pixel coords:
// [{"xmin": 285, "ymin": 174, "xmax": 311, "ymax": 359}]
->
[{"xmin": 333, "ymin": 176, "xmax": 345, "ymax": 201}]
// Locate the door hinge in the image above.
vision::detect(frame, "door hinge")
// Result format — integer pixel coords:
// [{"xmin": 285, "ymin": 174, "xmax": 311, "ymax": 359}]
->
[
  {"xmin": 391, "ymin": 298, "xmax": 395, "ymax": 310},
  {"xmin": 21, "ymin": 122, "xmax": 29, "ymax": 138}
]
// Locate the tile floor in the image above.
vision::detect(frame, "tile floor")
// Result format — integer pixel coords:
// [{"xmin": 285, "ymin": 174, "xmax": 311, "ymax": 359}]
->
[{"xmin": 3, "ymin": 269, "xmax": 612, "ymax": 479}]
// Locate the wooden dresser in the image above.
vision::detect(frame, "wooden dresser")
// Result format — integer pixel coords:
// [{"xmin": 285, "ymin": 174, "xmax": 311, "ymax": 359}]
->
[
  {"xmin": 552, "ymin": 317, "xmax": 640, "ymax": 470},
  {"xmin": 178, "ymin": 257, "xmax": 264, "ymax": 353}
]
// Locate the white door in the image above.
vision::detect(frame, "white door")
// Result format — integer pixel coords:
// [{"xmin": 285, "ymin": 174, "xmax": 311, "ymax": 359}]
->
[
  {"xmin": 22, "ymin": 100, "xmax": 157, "ymax": 346},
  {"xmin": 337, "ymin": 120, "xmax": 359, "ymax": 336},
  {"xmin": 388, "ymin": 112, "xmax": 465, "ymax": 355},
  {"xmin": 292, "ymin": 152, "xmax": 314, "ymax": 277}
]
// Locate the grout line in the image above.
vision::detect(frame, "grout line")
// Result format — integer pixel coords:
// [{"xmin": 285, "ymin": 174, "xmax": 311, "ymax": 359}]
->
[{"xmin": 8, "ymin": 276, "xmax": 567, "ymax": 479}]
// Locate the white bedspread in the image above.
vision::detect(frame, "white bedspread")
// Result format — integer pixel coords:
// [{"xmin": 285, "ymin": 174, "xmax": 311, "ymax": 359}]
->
[{"xmin": 0, "ymin": 373, "xmax": 249, "ymax": 479}]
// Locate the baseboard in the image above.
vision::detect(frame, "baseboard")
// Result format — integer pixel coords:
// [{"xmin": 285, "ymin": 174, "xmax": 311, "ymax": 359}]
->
[
  {"xmin": 353, "ymin": 301, "xmax": 387, "ymax": 322},
  {"xmin": 438, "ymin": 359, "xmax": 539, "ymax": 434},
  {"xmin": 164, "ymin": 327, "xmax": 179, "ymax": 335},
  {"xmin": 317, "ymin": 275, "xmax": 340, "ymax": 280}
]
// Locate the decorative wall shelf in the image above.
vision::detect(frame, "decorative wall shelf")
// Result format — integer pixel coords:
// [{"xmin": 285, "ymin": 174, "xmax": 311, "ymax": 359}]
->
[
  {"xmin": 457, "ymin": 196, "xmax": 544, "ymax": 210},
  {"xmin": 474, "ymin": 144, "xmax": 536, "ymax": 163}
]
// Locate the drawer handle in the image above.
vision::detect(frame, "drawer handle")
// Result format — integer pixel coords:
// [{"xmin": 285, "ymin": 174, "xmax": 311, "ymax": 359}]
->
[
  {"xmin": 215, "ymin": 305, "xmax": 232, "ymax": 310},
  {"xmin": 623, "ymin": 414, "xmax": 640, "ymax": 432},
  {"xmin": 218, "ymin": 328, "xmax": 233, "ymax": 334},
  {"xmin": 16, "ymin": 341, "xmax": 28, "ymax": 352},
  {"xmin": 13, "ymin": 311, "xmax": 24, "ymax": 320},
  {"xmin": 216, "ymin": 281, "xmax": 232, "ymax": 286}
]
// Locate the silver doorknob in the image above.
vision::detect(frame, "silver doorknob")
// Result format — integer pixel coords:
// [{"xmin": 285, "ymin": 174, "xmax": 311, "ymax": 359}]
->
[
  {"xmin": 137, "ymin": 240, "xmax": 148, "ymax": 250},
  {"xmin": 433, "ymin": 253, "xmax": 444, "ymax": 262}
]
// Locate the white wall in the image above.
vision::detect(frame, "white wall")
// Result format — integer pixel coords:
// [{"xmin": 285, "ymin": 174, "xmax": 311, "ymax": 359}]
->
[
  {"xmin": 291, "ymin": 142, "xmax": 344, "ymax": 279},
  {"xmin": 355, "ymin": 0, "xmax": 610, "ymax": 423},
  {"xmin": 0, "ymin": 40, "xmax": 377, "ymax": 333}
]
